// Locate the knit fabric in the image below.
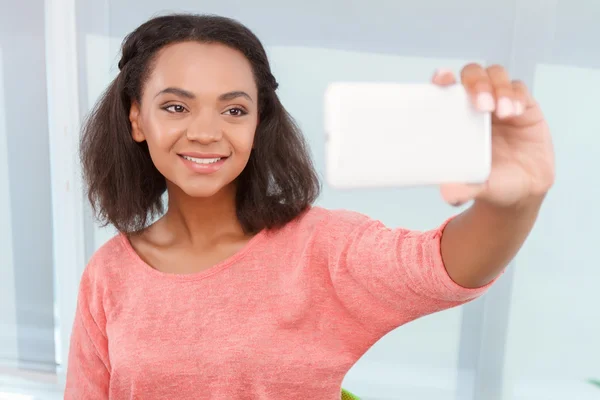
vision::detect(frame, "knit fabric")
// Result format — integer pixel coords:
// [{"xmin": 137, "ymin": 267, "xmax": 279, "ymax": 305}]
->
[{"xmin": 65, "ymin": 206, "xmax": 495, "ymax": 399}]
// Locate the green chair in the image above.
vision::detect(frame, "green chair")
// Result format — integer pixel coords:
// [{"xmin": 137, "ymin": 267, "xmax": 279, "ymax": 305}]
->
[{"xmin": 341, "ymin": 388, "xmax": 360, "ymax": 400}]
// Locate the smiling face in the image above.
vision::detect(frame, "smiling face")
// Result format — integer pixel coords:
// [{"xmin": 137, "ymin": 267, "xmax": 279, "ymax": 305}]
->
[{"xmin": 129, "ymin": 41, "xmax": 259, "ymax": 199}]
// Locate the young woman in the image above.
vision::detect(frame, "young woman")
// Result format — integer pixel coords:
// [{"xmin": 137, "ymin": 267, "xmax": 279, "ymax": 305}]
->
[{"xmin": 65, "ymin": 13, "xmax": 554, "ymax": 400}]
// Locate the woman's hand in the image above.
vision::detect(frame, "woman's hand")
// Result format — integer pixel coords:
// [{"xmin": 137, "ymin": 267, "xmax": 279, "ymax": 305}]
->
[{"xmin": 432, "ymin": 64, "xmax": 555, "ymax": 208}]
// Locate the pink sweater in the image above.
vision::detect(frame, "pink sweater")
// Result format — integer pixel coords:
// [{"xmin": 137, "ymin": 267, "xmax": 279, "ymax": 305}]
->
[{"xmin": 65, "ymin": 206, "xmax": 494, "ymax": 399}]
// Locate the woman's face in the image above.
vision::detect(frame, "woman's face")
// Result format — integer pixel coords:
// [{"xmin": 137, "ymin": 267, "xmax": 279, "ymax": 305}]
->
[{"xmin": 129, "ymin": 41, "xmax": 259, "ymax": 198}]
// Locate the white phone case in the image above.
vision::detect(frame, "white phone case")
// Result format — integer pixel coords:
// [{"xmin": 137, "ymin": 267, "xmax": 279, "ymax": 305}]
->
[{"xmin": 324, "ymin": 82, "xmax": 492, "ymax": 188}]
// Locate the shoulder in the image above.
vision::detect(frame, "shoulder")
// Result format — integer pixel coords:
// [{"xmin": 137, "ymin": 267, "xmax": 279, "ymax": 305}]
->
[
  {"xmin": 74, "ymin": 233, "xmax": 132, "ymax": 319},
  {"xmin": 80, "ymin": 233, "xmax": 132, "ymax": 289},
  {"xmin": 308, "ymin": 205, "xmax": 380, "ymax": 230},
  {"xmin": 269, "ymin": 205, "xmax": 380, "ymax": 243}
]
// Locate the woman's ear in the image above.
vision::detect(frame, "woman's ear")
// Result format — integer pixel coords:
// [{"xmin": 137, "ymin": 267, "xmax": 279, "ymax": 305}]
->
[{"xmin": 129, "ymin": 102, "xmax": 145, "ymax": 143}]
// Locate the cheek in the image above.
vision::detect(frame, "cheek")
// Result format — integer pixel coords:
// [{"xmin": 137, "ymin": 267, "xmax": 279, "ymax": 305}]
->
[
  {"xmin": 140, "ymin": 116, "xmax": 185, "ymax": 177},
  {"xmin": 229, "ymin": 125, "xmax": 256, "ymax": 159},
  {"xmin": 144, "ymin": 116, "xmax": 184, "ymax": 151},
  {"xmin": 236, "ymin": 129, "xmax": 256, "ymax": 152}
]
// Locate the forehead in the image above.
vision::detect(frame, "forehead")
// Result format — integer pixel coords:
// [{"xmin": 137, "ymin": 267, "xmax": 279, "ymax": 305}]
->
[{"xmin": 144, "ymin": 41, "xmax": 257, "ymax": 98}]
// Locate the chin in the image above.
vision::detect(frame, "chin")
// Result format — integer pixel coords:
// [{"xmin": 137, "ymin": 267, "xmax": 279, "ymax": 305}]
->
[
  {"xmin": 177, "ymin": 179, "xmax": 235, "ymax": 199},
  {"xmin": 180, "ymin": 186, "xmax": 222, "ymax": 198}
]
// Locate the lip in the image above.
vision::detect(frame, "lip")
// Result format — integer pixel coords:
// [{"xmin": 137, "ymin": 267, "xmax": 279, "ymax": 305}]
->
[
  {"xmin": 178, "ymin": 152, "xmax": 230, "ymax": 158},
  {"xmin": 178, "ymin": 153, "xmax": 229, "ymax": 174}
]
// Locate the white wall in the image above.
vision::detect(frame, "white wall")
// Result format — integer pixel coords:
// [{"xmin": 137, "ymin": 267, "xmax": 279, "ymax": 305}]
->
[
  {"xmin": 0, "ymin": 46, "xmax": 19, "ymax": 363},
  {"xmin": 0, "ymin": 0, "xmax": 57, "ymax": 370},
  {"xmin": 503, "ymin": 64, "xmax": 600, "ymax": 399}
]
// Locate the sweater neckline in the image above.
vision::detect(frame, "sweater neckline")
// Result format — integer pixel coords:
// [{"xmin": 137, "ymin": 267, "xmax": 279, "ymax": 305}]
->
[{"xmin": 119, "ymin": 229, "xmax": 268, "ymax": 281}]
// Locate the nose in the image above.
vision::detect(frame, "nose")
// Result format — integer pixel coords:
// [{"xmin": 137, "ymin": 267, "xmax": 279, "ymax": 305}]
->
[{"xmin": 186, "ymin": 110, "xmax": 223, "ymax": 144}]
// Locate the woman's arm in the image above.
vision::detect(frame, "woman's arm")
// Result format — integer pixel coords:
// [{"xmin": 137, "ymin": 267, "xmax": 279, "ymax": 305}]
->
[
  {"xmin": 432, "ymin": 63, "xmax": 554, "ymax": 288},
  {"xmin": 320, "ymin": 208, "xmax": 496, "ymax": 339},
  {"xmin": 65, "ymin": 307, "xmax": 110, "ymax": 399},
  {"xmin": 441, "ymin": 196, "xmax": 544, "ymax": 288},
  {"xmin": 64, "ymin": 267, "xmax": 110, "ymax": 399}
]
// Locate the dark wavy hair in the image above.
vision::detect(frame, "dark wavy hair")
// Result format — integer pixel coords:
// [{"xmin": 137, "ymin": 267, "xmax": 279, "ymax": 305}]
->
[{"xmin": 80, "ymin": 13, "xmax": 320, "ymax": 234}]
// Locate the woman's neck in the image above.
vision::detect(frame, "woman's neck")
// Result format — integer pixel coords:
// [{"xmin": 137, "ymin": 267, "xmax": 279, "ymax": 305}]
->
[{"xmin": 162, "ymin": 182, "xmax": 245, "ymax": 246}]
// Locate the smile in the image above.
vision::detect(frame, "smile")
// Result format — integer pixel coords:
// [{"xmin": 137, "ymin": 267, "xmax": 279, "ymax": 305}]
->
[
  {"xmin": 181, "ymin": 155, "xmax": 223, "ymax": 165},
  {"xmin": 178, "ymin": 153, "xmax": 229, "ymax": 175}
]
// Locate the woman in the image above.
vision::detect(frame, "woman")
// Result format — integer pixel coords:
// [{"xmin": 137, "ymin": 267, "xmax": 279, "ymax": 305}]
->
[{"xmin": 65, "ymin": 13, "xmax": 554, "ymax": 399}]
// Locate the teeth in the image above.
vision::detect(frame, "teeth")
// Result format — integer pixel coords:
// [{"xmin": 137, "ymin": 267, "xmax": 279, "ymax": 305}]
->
[{"xmin": 182, "ymin": 155, "xmax": 222, "ymax": 165}]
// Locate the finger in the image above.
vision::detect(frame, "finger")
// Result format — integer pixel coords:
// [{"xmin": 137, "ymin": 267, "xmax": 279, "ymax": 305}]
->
[
  {"xmin": 487, "ymin": 65, "xmax": 519, "ymax": 119},
  {"xmin": 440, "ymin": 183, "xmax": 486, "ymax": 206},
  {"xmin": 511, "ymin": 79, "xmax": 533, "ymax": 112},
  {"xmin": 460, "ymin": 63, "xmax": 495, "ymax": 113},
  {"xmin": 432, "ymin": 68, "xmax": 457, "ymax": 86}
]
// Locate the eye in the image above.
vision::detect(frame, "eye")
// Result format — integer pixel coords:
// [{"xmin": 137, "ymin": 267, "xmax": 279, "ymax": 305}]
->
[
  {"xmin": 163, "ymin": 104, "xmax": 187, "ymax": 113},
  {"xmin": 223, "ymin": 107, "xmax": 248, "ymax": 117}
]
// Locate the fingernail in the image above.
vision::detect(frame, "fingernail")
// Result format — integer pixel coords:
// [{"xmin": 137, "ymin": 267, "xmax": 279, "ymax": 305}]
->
[
  {"xmin": 476, "ymin": 92, "xmax": 495, "ymax": 112},
  {"xmin": 514, "ymin": 101, "xmax": 525, "ymax": 115},
  {"xmin": 497, "ymin": 97, "xmax": 514, "ymax": 118}
]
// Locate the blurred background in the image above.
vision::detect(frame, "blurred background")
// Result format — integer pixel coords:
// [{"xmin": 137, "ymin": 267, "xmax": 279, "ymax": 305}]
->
[{"xmin": 1, "ymin": 0, "xmax": 599, "ymax": 399}]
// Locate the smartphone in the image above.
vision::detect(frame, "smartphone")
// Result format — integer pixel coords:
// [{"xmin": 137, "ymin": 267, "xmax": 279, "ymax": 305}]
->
[{"xmin": 324, "ymin": 82, "xmax": 491, "ymax": 188}]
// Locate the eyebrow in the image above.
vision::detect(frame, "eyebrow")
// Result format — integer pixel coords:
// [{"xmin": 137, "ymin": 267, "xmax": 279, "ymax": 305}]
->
[
  {"xmin": 155, "ymin": 87, "xmax": 253, "ymax": 102},
  {"xmin": 219, "ymin": 91, "xmax": 253, "ymax": 103},
  {"xmin": 155, "ymin": 87, "xmax": 195, "ymax": 99}
]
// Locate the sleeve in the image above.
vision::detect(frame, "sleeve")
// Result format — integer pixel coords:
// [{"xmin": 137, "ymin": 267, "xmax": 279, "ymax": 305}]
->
[
  {"xmin": 64, "ymin": 268, "xmax": 110, "ymax": 399},
  {"xmin": 323, "ymin": 209, "xmax": 500, "ymax": 336}
]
